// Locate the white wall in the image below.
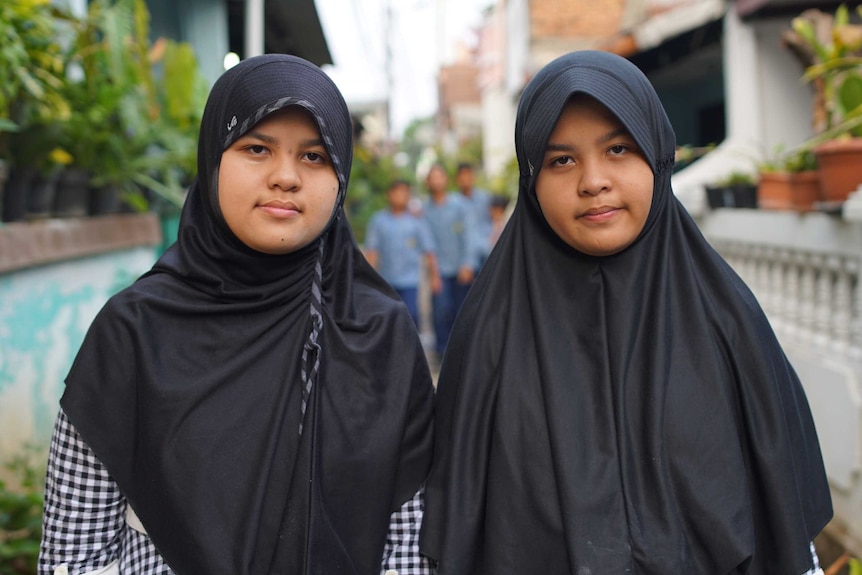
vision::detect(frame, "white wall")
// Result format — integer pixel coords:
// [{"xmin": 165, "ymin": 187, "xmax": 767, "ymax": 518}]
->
[
  {"xmin": 482, "ymin": 85, "xmax": 517, "ymax": 178},
  {"xmin": 753, "ymin": 17, "xmax": 816, "ymax": 154}
]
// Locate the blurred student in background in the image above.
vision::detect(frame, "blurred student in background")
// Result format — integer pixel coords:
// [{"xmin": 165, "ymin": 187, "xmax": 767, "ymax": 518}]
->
[
  {"xmin": 423, "ymin": 163, "xmax": 476, "ymax": 360},
  {"xmin": 366, "ymin": 179, "xmax": 441, "ymax": 328}
]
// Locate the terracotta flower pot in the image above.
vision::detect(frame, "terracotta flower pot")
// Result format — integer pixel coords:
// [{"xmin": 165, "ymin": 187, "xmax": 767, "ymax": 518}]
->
[
  {"xmin": 813, "ymin": 138, "xmax": 862, "ymax": 203},
  {"xmin": 758, "ymin": 171, "xmax": 821, "ymax": 212}
]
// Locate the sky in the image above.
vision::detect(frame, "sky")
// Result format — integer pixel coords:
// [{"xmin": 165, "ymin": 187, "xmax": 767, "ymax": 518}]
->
[{"xmin": 315, "ymin": 0, "xmax": 491, "ymax": 137}]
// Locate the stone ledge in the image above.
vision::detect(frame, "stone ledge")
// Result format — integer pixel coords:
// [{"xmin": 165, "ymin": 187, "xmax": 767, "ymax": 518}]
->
[{"xmin": 0, "ymin": 213, "xmax": 162, "ymax": 274}]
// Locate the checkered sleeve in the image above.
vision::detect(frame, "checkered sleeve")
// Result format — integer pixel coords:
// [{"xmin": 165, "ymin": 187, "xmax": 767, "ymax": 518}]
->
[
  {"xmin": 380, "ymin": 485, "xmax": 433, "ymax": 575},
  {"xmin": 38, "ymin": 410, "xmax": 174, "ymax": 575},
  {"xmin": 38, "ymin": 409, "xmax": 126, "ymax": 575},
  {"xmin": 800, "ymin": 541, "xmax": 824, "ymax": 575}
]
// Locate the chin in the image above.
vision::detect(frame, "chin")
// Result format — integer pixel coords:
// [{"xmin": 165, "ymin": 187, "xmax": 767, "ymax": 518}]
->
[{"xmin": 249, "ymin": 241, "xmax": 300, "ymax": 255}]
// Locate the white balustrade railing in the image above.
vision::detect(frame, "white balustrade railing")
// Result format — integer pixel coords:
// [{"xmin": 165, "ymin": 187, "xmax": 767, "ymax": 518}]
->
[
  {"xmin": 699, "ymin": 210, "xmax": 862, "ymax": 361},
  {"xmin": 711, "ymin": 239, "xmax": 862, "ymax": 359},
  {"xmin": 697, "ymin": 207, "xmax": 862, "ymax": 554}
]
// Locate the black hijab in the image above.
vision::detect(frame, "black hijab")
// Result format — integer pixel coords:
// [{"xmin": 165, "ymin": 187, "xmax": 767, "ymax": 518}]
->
[
  {"xmin": 61, "ymin": 54, "xmax": 434, "ymax": 575},
  {"xmin": 420, "ymin": 50, "xmax": 831, "ymax": 574}
]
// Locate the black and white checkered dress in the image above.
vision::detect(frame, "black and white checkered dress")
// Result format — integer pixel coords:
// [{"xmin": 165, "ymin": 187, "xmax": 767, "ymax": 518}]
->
[
  {"xmin": 38, "ymin": 410, "xmax": 432, "ymax": 575},
  {"xmin": 39, "ymin": 410, "xmax": 825, "ymax": 575}
]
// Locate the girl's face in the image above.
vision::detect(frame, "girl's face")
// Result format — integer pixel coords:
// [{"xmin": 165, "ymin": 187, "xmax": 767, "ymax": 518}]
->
[
  {"xmin": 218, "ymin": 106, "xmax": 339, "ymax": 255},
  {"xmin": 535, "ymin": 96, "xmax": 654, "ymax": 257}
]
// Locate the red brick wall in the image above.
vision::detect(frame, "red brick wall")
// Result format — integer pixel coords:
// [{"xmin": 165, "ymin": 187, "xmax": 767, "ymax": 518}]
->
[{"xmin": 531, "ymin": 0, "xmax": 626, "ymax": 39}]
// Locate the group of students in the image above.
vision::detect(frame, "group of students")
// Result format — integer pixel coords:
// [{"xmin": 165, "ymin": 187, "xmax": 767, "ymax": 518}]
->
[
  {"xmin": 38, "ymin": 50, "xmax": 832, "ymax": 575},
  {"xmin": 364, "ymin": 162, "xmax": 509, "ymax": 360}
]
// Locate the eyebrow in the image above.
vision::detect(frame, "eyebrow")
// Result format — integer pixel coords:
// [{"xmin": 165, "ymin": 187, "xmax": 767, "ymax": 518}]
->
[{"xmin": 544, "ymin": 126, "xmax": 632, "ymax": 153}]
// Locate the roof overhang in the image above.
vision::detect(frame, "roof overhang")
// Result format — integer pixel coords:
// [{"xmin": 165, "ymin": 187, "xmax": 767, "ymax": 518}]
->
[
  {"xmin": 603, "ymin": 0, "xmax": 726, "ymax": 57},
  {"xmin": 228, "ymin": 0, "xmax": 332, "ymax": 66},
  {"xmin": 265, "ymin": 0, "xmax": 332, "ymax": 66},
  {"xmin": 735, "ymin": 0, "xmax": 857, "ymax": 20}
]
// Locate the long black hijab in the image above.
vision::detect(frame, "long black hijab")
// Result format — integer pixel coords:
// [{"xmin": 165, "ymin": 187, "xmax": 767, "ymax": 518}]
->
[
  {"xmin": 61, "ymin": 54, "xmax": 434, "ymax": 575},
  {"xmin": 420, "ymin": 50, "xmax": 831, "ymax": 574}
]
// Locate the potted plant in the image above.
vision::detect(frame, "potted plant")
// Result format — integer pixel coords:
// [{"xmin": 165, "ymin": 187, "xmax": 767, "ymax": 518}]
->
[
  {"xmin": 61, "ymin": 0, "xmax": 200, "ymax": 217},
  {"xmin": 0, "ymin": 0, "xmax": 69, "ymax": 221},
  {"xmin": 784, "ymin": 4, "xmax": 862, "ymax": 203},
  {"xmin": 757, "ymin": 147, "xmax": 821, "ymax": 211},
  {"xmin": 705, "ymin": 171, "xmax": 759, "ymax": 209}
]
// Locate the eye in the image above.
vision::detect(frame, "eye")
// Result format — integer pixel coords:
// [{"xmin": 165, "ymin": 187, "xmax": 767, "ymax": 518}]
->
[
  {"xmin": 549, "ymin": 155, "xmax": 574, "ymax": 167},
  {"xmin": 304, "ymin": 150, "xmax": 329, "ymax": 164},
  {"xmin": 608, "ymin": 144, "xmax": 629, "ymax": 156},
  {"xmin": 245, "ymin": 144, "xmax": 268, "ymax": 155}
]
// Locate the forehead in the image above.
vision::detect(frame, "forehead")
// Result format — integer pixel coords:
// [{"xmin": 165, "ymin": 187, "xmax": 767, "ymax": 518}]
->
[{"xmin": 552, "ymin": 95, "xmax": 627, "ymax": 134}]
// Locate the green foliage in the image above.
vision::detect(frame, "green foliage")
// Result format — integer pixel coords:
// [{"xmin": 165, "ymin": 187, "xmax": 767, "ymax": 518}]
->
[
  {"xmin": 0, "ymin": 0, "xmax": 70, "ymax": 159},
  {"xmin": 714, "ymin": 171, "xmax": 757, "ymax": 187},
  {"xmin": 758, "ymin": 145, "xmax": 817, "ymax": 173},
  {"xmin": 58, "ymin": 0, "xmax": 202, "ymax": 212},
  {"xmin": 3, "ymin": 0, "xmax": 205, "ymax": 214},
  {"xmin": 400, "ymin": 116, "xmax": 436, "ymax": 175},
  {"xmin": 790, "ymin": 4, "xmax": 862, "ymax": 139},
  {"xmin": 850, "ymin": 556, "xmax": 862, "ymax": 575},
  {"xmin": 455, "ymin": 136, "xmax": 483, "ymax": 168},
  {"xmin": 486, "ymin": 155, "xmax": 519, "ymax": 199},
  {"xmin": 0, "ymin": 451, "xmax": 45, "ymax": 575},
  {"xmin": 346, "ymin": 145, "xmax": 411, "ymax": 242}
]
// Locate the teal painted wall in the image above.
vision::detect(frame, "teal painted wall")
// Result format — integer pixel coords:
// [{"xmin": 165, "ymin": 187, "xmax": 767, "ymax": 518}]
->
[{"xmin": 0, "ymin": 248, "xmax": 158, "ymax": 465}]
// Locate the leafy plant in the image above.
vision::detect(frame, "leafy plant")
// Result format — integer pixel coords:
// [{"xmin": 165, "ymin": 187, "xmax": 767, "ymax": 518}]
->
[
  {"xmin": 0, "ymin": 450, "xmax": 45, "ymax": 575},
  {"xmin": 57, "ymin": 0, "xmax": 204, "ymax": 213},
  {"xmin": 714, "ymin": 171, "xmax": 757, "ymax": 187},
  {"xmin": 0, "ymin": 0, "xmax": 70, "ymax": 162},
  {"xmin": 784, "ymin": 4, "xmax": 862, "ymax": 142},
  {"xmin": 758, "ymin": 145, "xmax": 817, "ymax": 173}
]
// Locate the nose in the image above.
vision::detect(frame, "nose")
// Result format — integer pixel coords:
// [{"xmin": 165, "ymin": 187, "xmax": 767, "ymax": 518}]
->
[
  {"xmin": 579, "ymin": 158, "xmax": 611, "ymax": 196},
  {"xmin": 268, "ymin": 154, "xmax": 301, "ymax": 192}
]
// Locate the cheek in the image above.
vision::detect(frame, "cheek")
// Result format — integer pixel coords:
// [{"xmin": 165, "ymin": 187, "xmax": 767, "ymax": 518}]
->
[
  {"xmin": 535, "ymin": 183, "xmax": 568, "ymax": 227},
  {"xmin": 216, "ymin": 158, "xmax": 243, "ymax": 214}
]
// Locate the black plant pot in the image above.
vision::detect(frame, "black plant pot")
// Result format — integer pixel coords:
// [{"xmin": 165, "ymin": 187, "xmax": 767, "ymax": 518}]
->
[
  {"xmin": 90, "ymin": 184, "xmax": 122, "ymax": 215},
  {"xmin": 0, "ymin": 159, "xmax": 8, "ymax": 222},
  {"xmin": 27, "ymin": 170, "xmax": 60, "ymax": 220},
  {"xmin": 2, "ymin": 166, "xmax": 37, "ymax": 222},
  {"xmin": 731, "ymin": 184, "xmax": 758, "ymax": 208},
  {"xmin": 705, "ymin": 185, "xmax": 735, "ymax": 208},
  {"xmin": 705, "ymin": 184, "xmax": 758, "ymax": 209},
  {"xmin": 53, "ymin": 168, "xmax": 92, "ymax": 218}
]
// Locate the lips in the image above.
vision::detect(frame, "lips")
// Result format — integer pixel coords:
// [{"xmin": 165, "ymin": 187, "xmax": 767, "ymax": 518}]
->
[
  {"xmin": 259, "ymin": 200, "xmax": 301, "ymax": 218},
  {"xmin": 579, "ymin": 206, "xmax": 618, "ymax": 218},
  {"xmin": 261, "ymin": 200, "xmax": 300, "ymax": 211}
]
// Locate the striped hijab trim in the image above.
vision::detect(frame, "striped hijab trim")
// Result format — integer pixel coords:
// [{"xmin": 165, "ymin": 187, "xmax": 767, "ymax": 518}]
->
[{"xmin": 299, "ymin": 239, "xmax": 325, "ymax": 435}]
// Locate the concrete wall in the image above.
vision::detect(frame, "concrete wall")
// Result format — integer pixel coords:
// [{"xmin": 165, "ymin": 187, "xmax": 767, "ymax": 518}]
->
[{"xmin": 0, "ymin": 248, "xmax": 158, "ymax": 472}]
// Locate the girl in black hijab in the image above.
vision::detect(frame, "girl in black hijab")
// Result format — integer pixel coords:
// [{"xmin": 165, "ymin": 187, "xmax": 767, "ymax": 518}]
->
[
  {"xmin": 39, "ymin": 54, "xmax": 434, "ymax": 575},
  {"xmin": 420, "ymin": 50, "xmax": 832, "ymax": 574}
]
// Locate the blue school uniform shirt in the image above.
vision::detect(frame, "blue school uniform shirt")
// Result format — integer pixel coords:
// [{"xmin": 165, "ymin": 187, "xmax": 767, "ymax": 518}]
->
[
  {"xmin": 423, "ymin": 193, "xmax": 477, "ymax": 277},
  {"xmin": 365, "ymin": 209, "xmax": 436, "ymax": 289},
  {"xmin": 460, "ymin": 188, "xmax": 493, "ymax": 264}
]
